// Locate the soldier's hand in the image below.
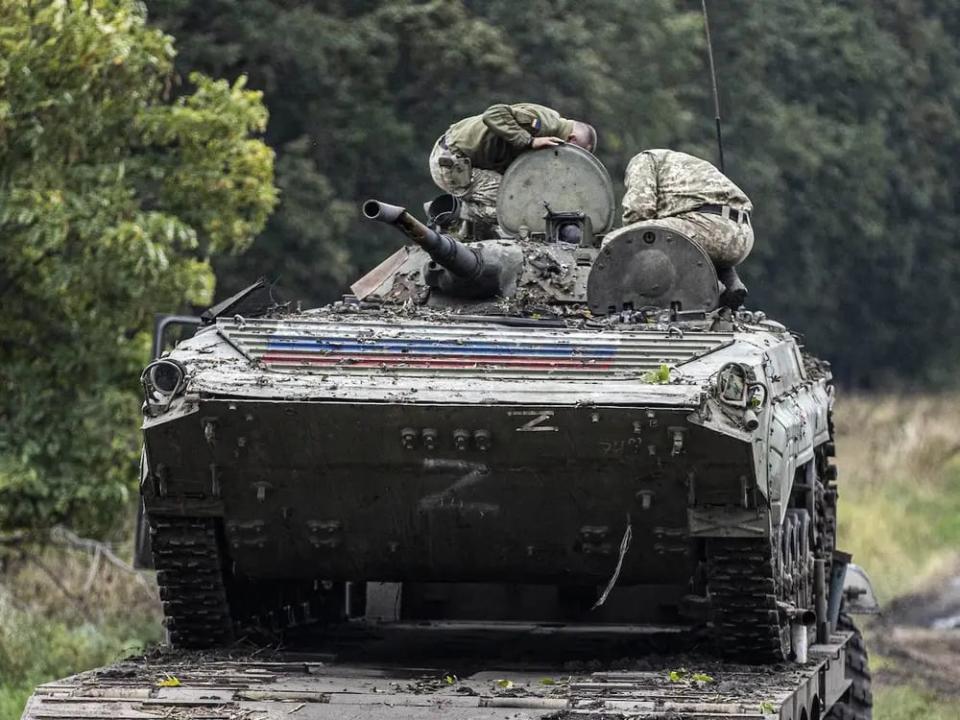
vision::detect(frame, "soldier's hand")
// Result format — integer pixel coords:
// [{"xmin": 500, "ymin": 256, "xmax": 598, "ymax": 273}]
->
[{"xmin": 530, "ymin": 136, "xmax": 564, "ymax": 149}]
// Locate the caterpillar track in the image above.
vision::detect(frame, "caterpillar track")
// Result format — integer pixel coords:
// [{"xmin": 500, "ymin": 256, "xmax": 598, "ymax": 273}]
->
[
  {"xmin": 707, "ymin": 536, "xmax": 792, "ymax": 662},
  {"xmin": 149, "ymin": 517, "xmax": 234, "ymax": 648},
  {"xmin": 150, "ymin": 516, "xmax": 342, "ymax": 648}
]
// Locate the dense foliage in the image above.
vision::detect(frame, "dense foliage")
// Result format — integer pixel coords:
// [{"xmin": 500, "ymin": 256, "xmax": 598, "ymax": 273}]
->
[
  {"xmin": 148, "ymin": 0, "xmax": 960, "ymax": 386},
  {"xmin": 0, "ymin": 0, "xmax": 276, "ymax": 535}
]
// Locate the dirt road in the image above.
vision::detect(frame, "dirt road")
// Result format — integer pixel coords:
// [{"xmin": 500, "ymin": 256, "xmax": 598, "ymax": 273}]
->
[{"xmin": 870, "ymin": 571, "xmax": 960, "ymax": 697}]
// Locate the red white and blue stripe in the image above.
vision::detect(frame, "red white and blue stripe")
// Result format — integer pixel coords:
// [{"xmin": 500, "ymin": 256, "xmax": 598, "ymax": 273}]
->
[
  {"xmin": 218, "ymin": 317, "xmax": 732, "ymax": 378},
  {"xmin": 260, "ymin": 335, "xmax": 618, "ymax": 370}
]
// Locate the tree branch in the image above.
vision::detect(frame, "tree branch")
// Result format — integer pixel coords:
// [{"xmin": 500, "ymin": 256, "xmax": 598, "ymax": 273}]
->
[
  {"xmin": 0, "ymin": 532, "xmax": 29, "ymax": 547},
  {"xmin": 50, "ymin": 525, "xmax": 156, "ymax": 598},
  {"xmin": 24, "ymin": 551, "xmax": 97, "ymax": 624}
]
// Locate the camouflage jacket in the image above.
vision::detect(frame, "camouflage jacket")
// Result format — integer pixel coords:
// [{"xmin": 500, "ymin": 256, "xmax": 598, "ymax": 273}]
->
[
  {"xmin": 621, "ymin": 149, "xmax": 752, "ymax": 224},
  {"xmin": 446, "ymin": 103, "xmax": 574, "ymax": 173}
]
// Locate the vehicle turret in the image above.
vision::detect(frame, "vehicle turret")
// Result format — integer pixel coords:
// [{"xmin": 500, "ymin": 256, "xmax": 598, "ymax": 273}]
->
[{"xmin": 362, "ymin": 200, "xmax": 503, "ymax": 298}]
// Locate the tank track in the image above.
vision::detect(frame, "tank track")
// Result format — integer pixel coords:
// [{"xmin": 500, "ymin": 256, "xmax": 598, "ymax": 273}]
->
[
  {"xmin": 825, "ymin": 611, "xmax": 873, "ymax": 720},
  {"xmin": 706, "ymin": 536, "xmax": 790, "ymax": 662},
  {"xmin": 150, "ymin": 516, "xmax": 344, "ymax": 648},
  {"xmin": 150, "ymin": 516, "xmax": 235, "ymax": 648},
  {"xmin": 816, "ymin": 408, "xmax": 839, "ymax": 575}
]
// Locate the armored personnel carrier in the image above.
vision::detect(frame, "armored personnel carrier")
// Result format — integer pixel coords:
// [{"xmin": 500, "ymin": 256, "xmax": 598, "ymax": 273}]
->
[{"xmin": 139, "ymin": 145, "xmax": 857, "ymax": 663}]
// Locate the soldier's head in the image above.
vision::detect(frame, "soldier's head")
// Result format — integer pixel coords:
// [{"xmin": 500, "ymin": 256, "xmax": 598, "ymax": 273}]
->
[{"xmin": 568, "ymin": 121, "xmax": 598, "ymax": 153}]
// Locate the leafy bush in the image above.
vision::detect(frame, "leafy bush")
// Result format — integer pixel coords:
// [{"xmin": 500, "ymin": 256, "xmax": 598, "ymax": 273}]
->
[
  {"xmin": 0, "ymin": 597, "xmax": 159, "ymax": 720},
  {"xmin": 0, "ymin": 0, "xmax": 277, "ymax": 536},
  {"xmin": 0, "ymin": 537, "xmax": 162, "ymax": 720}
]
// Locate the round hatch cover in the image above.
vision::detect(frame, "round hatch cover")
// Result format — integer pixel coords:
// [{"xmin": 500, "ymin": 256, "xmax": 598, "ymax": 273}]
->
[
  {"xmin": 587, "ymin": 224, "xmax": 720, "ymax": 314},
  {"xmin": 497, "ymin": 144, "xmax": 615, "ymax": 236}
]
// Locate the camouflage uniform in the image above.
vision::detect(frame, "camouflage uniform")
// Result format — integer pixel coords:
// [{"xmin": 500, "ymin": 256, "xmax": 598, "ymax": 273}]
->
[
  {"xmin": 430, "ymin": 103, "xmax": 575, "ymax": 224},
  {"xmin": 620, "ymin": 149, "xmax": 753, "ymax": 268}
]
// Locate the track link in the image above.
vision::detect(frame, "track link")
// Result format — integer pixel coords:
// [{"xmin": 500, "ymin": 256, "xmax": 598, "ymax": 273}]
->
[
  {"xmin": 707, "ymin": 536, "xmax": 790, "ymax": 662},
  {"xmin": 150, "ymin": 517, "xmax": 235, "ymax": 648}
]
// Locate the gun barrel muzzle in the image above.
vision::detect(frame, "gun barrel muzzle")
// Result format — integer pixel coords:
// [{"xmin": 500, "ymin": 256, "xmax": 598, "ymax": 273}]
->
[
  {"xmin": 362, "ymin": 200, "xmax": 405, "ymax": 225},
  {"xmin": 362, "ymin": 198, "xmax": 483, "ymax": 280}
]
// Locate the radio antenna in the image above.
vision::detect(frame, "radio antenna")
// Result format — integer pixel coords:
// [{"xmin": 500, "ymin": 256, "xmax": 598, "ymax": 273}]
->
[{"xmin": 701, "ymin": 0, "xmax": 725, "ymax": 172}]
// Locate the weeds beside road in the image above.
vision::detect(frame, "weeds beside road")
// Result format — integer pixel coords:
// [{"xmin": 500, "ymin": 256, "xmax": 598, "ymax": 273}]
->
[
  {"xmin": 836, "ymin": 395, "xmax": 960, "ymax": 719},
  {"xmin": 0, "ymin": 543, "xmax": 161, "ymax": 718}
]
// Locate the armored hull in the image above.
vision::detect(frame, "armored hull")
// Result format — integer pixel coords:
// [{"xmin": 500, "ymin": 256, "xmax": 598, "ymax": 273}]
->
[
  {"xmin": 140, "ymin": 145, "xmax": 843, "ymax": 661},
  {"xmin": 143, "ymin": 308, "xmax": 834, "ymax": 653}
]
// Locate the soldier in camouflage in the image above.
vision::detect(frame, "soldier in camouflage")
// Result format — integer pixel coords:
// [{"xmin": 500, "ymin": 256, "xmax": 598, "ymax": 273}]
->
[
  {"xmin": 430, "ymin": 103, "xmax": 597, "ymax": 235},
  {"xmin": 621, "ymin": 149, "xmax": 753, "ymax": 306}
]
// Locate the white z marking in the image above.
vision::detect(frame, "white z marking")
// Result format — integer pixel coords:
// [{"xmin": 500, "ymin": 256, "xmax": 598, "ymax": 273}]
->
[{"xmin": 508, "ymin": 410, "xmax": 559, "ymax": 432}]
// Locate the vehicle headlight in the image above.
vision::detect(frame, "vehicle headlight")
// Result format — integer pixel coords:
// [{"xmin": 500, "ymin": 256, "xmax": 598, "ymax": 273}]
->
[
  {"xmin": 150, "ymin": 360, "xmax": 185, "ymax": 394},
  {"xmin": 715, "ymin": 363, "xmax": 768, "ymax": 431},
  {"xmin": 141, "ymin": 359, "xmax": 187, "ymax": 408},
  {"xmin": 717, "ymin": 363, "xmax": 748, "ymax": 406}
]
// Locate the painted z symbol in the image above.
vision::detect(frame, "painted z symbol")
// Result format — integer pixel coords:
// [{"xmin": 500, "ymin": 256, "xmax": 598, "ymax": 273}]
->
[{"xmin": 509, "ymin": 410, "xmax": 558, "ymax": 432}]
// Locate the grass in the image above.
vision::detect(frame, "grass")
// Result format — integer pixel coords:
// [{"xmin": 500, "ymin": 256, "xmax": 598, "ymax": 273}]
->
[
  {"xmin": 874, "ymin": 685, "xmax": 959, "ymax": 720},
  {"xmin": 836, "ymin": 394, "xmax": 960, "ymax": 601},
  {"xmin": 833, "ymin": 394, "xmax": 960, "ymax": 718},
  {"xmin": 0, "ymin": 540, "xmax": 161, "ymax": 720}
]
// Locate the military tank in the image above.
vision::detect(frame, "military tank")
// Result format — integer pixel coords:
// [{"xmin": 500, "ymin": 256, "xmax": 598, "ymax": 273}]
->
[{"xmin": 140, "ymin": 145, "xmax": 844, "ymax": 662}]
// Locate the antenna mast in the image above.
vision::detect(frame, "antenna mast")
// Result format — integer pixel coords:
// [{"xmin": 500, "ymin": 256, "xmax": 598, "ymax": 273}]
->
[{"xmin": 701, "ymin": 0, "xmax": 725, "ymax": 172}]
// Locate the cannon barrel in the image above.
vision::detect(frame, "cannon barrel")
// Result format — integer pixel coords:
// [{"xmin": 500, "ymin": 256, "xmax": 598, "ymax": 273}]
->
[{"xmin": 362, "ymin": 200, "xmax": 483, "ymax": 280}]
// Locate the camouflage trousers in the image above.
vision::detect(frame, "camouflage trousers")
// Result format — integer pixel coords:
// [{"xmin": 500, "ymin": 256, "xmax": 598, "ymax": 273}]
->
[
  {"xmin": 429, "ymin": 137, "xmax": 501, "ymax": 223},
  {"xmin": 618, "ymin": 212, "xmax": 754, "ymax": 268}
]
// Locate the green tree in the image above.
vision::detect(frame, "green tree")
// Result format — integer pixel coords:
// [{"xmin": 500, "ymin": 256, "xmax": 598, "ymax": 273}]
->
[
  {"xmin": 702, "ymin": 0, "xmax": 960, "ymax": 385},
  {"xmin": 0, "ymin": 0, "xmax": 277, "ymax": 535},
  {"xmin": 147, "ymin": 0, "xmax": 702, "ymax": 304}
]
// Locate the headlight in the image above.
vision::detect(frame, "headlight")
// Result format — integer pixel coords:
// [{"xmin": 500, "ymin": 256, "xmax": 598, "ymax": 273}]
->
[
  {"xmin": 717, "ymin": 363, "xmax": 747, "ymax": 406},
  {"xmin": 715, "ymin": 364, "xmax": 768, "ymax": 431},
  {"xmin": 149, "ymin": 360, "xmax": 185, "ymax": 394},
  {"xmin": 141, "ymin": 359, "xmax": 187, "ymax": 411}
]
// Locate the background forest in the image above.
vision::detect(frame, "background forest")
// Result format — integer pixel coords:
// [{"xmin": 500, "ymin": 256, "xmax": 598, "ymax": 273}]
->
[
  {"xmin": 1, "ymin": 1, "xmax": 959, "ymax": 718},
  {"xmin": 155, "ymin": 0, "xmax": 960, "ymax": 388}
]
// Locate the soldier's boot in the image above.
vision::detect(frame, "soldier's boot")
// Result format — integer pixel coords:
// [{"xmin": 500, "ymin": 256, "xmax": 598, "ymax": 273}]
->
[{"xmin": 717, "ymin": 265, "xmax": 748, "ymax": 310}]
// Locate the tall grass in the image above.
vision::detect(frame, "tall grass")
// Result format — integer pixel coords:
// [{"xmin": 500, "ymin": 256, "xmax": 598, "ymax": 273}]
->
[
  {"xmin": 834, "ymin": 394, "xmax": 960, "ymax": 718},
  {"xmin": 835, "ymin": 394, "xmax": 960, "ymax": 600},
  {"xmin": 0, "ymin": 544, "xmax": 161, "ymax": 720}
]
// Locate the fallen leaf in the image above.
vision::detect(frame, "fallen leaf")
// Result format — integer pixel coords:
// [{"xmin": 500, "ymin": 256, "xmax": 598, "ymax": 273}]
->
[{"xmin": 156, "ymin": 674, "xmax": 181, "ymax": 687}]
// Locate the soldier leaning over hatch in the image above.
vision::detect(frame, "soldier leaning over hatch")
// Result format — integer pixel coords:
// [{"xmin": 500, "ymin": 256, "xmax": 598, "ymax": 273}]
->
[
  {"xmin": 620, "ymin": 149, "xmax": 753, "ymax": 307},
  {"xmin": 430, "ymin": 103, "xmax": 597, "ymax": 237}
]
